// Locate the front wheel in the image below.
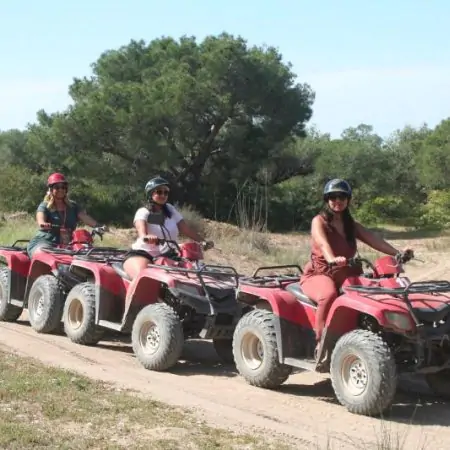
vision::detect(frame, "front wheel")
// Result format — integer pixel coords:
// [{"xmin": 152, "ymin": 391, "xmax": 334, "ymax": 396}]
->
[
  {"xmin": 425, "ymin": 369, "xmax": 450, "ymax": 399},
  {"xmin": 330, "ymin": 329, "xmax": 397, "ymax": 416},
  {"xmin": 232, "ymin": 309, "xmax": 292, "ymax": 389},
  {"xmin": 131, "ymin": 303, "xmax": 184, "ymax": 371},
  {"xmin": 28, "ymin": 275, "xmax": 64, "ymax": 333}
]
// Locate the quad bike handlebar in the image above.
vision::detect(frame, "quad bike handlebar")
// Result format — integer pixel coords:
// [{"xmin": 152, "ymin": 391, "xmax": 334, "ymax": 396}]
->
[
  {"xmin": 39, "ymin": 223, "xmax": 108, "ymax": 240},
  {"xmin": 329, "ymin": 250, "xmax": 415, "ymax": 270},
  {"xmin": 142, "ymin": 237, "xmax": 214, "ymax": 252}
]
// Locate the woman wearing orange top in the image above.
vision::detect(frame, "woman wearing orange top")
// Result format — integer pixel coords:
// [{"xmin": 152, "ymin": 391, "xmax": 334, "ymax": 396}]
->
[{"xmin": 300, "ymin": 178, "xmax": 413, "ymax": 351}]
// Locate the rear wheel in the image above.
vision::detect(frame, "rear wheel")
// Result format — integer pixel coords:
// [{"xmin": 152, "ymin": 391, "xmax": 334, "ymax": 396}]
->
[
  {"xmin": 213, "ymin": 338, "xmax": 234, "ymax": 364},
  {"xmin": 330, "ymin": 329, "xmax": 397, "ymax": 416},
  {"xmin": 425, "ymin": 369, "xmax": 450, "ymax": 399},
  {"xmin": 232, "ymin": 309, "xmax": 292, "ymax": 389},
  {"xmin": 28, "ymin": 275, "xmax": 64, "ymax": 333},
  {"xmin": 63, "ymin": 282, "xmax": 105, "ymax": 345},
  {"xmin": 0, "ymin": 268, "xmax": 23, "ymax": 322}
]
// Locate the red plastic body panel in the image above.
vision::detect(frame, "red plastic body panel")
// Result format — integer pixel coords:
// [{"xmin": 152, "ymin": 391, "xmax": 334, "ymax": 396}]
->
[
  {"xmin": 0, "ymin": 249, "xmax": 31, "ymax": 277},
  {"xmin": 71, "ymin": 229, "xmax": 94, "ymax": 251},
  {"xmin": 179, "ymin": 242, "xmax": 204, "ymax": 261},
  {"xmin": 238, "ymin": 255, "xmax": 450, "ymax": 337},
  {"xmin": 374, "ymin": 255, "xmax": 404, "ymax": 276}
]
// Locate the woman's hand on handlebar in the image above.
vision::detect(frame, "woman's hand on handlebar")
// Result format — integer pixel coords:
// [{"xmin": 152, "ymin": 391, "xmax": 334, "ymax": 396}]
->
[
  {"xmin": 329, "ymin": 256, "xmax": 347, "ymax": 267},
  {"xmin": 39, "ymin": 222, "xmax": 53, "ymax": 230},
  {"xmin": 143, "ymin": 234, "xmax": 160, "ymax": 244},
  {"xmin": 202, "ymin": 240, "xmax": 214, "ymax": 251},
  {"xmin": 397, "ymin": 248, "xmax": 414, "ymax": 263}
]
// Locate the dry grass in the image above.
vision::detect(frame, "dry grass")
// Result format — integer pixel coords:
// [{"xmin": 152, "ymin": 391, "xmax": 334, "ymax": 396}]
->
[
  {"xmin": 1, "ymin": 209, "xmax": 450, "ymax": 276},
  {"xmin": 0, "ymin": 210, "xmax": 441, "ymax": 449},
  {"xmin": 0, "ymin": 350, "xmax": 292, "ymax": 450}
]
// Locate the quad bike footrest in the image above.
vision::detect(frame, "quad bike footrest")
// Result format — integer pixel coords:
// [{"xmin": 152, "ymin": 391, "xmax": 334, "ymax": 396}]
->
[
  {"xmin": 283, "ymin": 357, "xmax": 317, "ymax": 372},
  {"xmin": 98, "ymin": 319, "xmax": 122, "ymax": 331},
  {"xmin": 10, "ymin": 299, "xmax": 24, "ymax": 307},
  {"xmin": 199, "ymin": 316, "xmax": 235, "ymax": 339}
]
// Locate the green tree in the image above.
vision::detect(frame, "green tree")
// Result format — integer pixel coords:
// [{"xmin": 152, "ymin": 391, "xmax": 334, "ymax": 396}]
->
[{"xmin": 31, "ymin": 34, "xmax": 314, "ymax": 214}]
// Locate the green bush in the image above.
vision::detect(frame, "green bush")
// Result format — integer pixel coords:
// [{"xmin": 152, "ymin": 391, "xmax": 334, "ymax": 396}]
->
[
  {"xmin": 418, "ymin": 190, "xmax": 450, "ymax": 229},
  {"xmin": 0, "ymin": 166, "xmax": 43, "ymax": 213},
  {"xmin": 353, "ymin": 195, "xmax": 420, "ymax": 226}
]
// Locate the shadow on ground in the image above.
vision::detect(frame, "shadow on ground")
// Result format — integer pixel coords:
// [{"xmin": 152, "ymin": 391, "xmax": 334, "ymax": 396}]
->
[{"xmin": 277, "ymin": 375, "xmax": 450, "ymax": 427}]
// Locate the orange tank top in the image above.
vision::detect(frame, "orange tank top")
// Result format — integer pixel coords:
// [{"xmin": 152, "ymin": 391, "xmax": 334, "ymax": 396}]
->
[{"xmin": 301, "ymin": 214, "xmax": 361, "ymax": 287}]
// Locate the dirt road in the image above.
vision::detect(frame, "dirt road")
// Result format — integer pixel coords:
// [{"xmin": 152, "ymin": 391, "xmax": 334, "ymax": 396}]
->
[{"xmin": 0, "ymin": 315, "xmax": 448, "ymax": 450}]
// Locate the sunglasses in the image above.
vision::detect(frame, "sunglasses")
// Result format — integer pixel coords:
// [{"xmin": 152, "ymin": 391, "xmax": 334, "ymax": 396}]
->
[
  {"xmin": 154, "ymin": 189, "xmax": 169, "ymax": 196},
  {"xmin": 327, "ymin": 193, "xmax": 348, "ymax": 201},
  {"xmin": 51, "ymin": 183, "xmax": 68, "ymax": 190}
]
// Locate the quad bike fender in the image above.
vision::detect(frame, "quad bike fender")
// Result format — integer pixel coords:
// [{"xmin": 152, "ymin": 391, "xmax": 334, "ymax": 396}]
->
[
  {"xmin": 324, "ymin": 292, "xmax": 408, "ymax": 336},
  {"xmin": 67, "ymin": 260, "xmax": 128, "ymax": 323},
  {"xmin": 0, "ymin": 252, "xmax": 30, "ymax": 303},
  {"xmin": 121, "ymin": 268, "xmax": 168, "ymax": 329},
  {"xmin": 236, "ymin": 287, "xmax": 315, "ymax": 361},
  {"xmin": 0, "ymin": 250, "xmax": 30, "ymax": 277},
  {"xmin": 237, "ymin": 287, "xmax": 312, "ymax": 324}
]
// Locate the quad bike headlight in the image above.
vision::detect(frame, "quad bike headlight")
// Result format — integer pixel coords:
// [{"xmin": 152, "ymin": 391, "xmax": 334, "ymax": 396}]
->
[{"xmin": 384, "ymin": 312, "xmax": 413, "ymax": 331}]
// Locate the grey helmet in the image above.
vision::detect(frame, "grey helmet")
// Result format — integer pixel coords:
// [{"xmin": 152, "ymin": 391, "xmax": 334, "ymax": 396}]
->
[
  {"xmin": 323, "ymin": 178, "xmax": 352, "ymax": 200},
  {"xmin": 144, "ymin": 176, "xmax": 170, "ymax": 198}
]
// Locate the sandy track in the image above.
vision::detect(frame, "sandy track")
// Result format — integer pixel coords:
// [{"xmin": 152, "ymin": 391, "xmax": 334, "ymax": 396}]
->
[{"xmin": 0, "ymin": 315, "xmax": 449, "ymax": 450}]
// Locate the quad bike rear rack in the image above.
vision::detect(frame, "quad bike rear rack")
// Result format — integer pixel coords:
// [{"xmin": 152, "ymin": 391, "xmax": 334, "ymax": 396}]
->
[
  {"xmin": 344, "ymin": 280, "xmax": 450, "ymax": 328},
  {"xmin": 239, "ymin": 264, "xmax": 303, "ymax": 288},
  {"xmin": 72, "ymin": 247, "xmax": 240, "ymax": 309},
  {"xmin": 0, "ymin": 239, "xmax": 31, "ymax": 253}
]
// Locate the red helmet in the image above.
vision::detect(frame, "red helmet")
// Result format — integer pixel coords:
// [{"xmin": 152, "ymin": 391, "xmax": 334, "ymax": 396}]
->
[{"xmin": 47, "ymin": 173, "xmax": 67, "ymax": 187}]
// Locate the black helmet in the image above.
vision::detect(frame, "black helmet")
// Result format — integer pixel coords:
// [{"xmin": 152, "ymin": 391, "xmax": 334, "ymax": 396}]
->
[
  {"xmin": 145, "ymin": 176, "xmax": 170, "ymax": 197},
  {"xmin": 323, "ymin": 178, "xmax": 352, "ymax": 199}
]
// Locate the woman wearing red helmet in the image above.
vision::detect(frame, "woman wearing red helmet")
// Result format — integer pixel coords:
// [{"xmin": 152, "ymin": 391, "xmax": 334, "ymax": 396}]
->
[{"xmin": 26, "ymin": 173, "xmax": 107, "ymax": 257}]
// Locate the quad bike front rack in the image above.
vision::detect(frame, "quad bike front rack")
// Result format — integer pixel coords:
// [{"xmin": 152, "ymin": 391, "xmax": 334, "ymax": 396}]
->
[
  {"xmin": 239, "ymin": 264, "xmax": 303, "ymax": 288},
  {"xmin": 344, "ymin": 280, "xmax": 450, "ymax": 328}
]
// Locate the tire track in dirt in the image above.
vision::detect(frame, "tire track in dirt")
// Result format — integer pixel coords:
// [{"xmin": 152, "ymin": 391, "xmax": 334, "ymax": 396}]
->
[{"xmin": 0, "ymin": 318, "xmax": 449, "ymax": 450}]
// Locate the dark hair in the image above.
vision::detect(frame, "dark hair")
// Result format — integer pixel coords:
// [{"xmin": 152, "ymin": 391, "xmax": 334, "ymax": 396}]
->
[
  {"xmin": 145, "ymin": 201, "xmax": 172, "ymax": 219},
  {"xmin": 320, "ymin": 204, "xmax": 356, "ymax": 248}
]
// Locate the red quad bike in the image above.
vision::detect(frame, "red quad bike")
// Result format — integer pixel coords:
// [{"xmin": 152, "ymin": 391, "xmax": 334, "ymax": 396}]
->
[
  {"xmin": 59, "ymin": 213, "xmax": 245, "ymax": 370},
  {"xmin": 232, "ymin": 252, "xmax": 450, "ymax": 416},
  {"xmin": 0, "ymin": 225, "xmax": 107, "ymax": 334}
]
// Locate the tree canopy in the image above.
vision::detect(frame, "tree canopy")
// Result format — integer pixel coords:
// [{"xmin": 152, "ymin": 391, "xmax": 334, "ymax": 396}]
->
[{"xmin": 1, "ymin": 32, "xmax": 450, "ymax": 231}]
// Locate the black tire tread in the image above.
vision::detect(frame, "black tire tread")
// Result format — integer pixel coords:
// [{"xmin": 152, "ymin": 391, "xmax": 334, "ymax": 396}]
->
[
  {"xmin": 28, "ymin": 275, "xmax": 63, "ymax": 333},
  {"xmin": 330, "ymin": 329, "xmax": 397, "ymax": 416},
  {"xmin": 232, "ymin": 309, "xmax": 292, "ymax": 389},
  {"xmin": 131, "ymin": 303, "xmax": 184, "ymax": 372},
  {"xmin": 63, "ymin": 282, "xmax": 105, "ymax": 345},
  {"xmin": 425, "ymin": 369, "xmax": 450, "ymax": 399},
  {"xmin": 213, "ymin": 338, "xmax": 234, "ymax": 364},
  {"xmin": 0, "ymin": 267, "xmax": 23, "ymax": 322}
]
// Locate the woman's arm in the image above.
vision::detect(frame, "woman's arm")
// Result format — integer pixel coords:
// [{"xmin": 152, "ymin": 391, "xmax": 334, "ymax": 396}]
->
[
  {"xmin": 135, "ymin": 219, "xmax": 148, "ymax": 239},
  {"xmin": 177, "ymin": 219, "xmax": 204, "ymax": 242},
  {"xmin": 311, "ymin": 216, "xmax": 337, "ymax": 263},
  {"xmin": 355, "ymin": 222, "xmax": 400, "ymax": 256},
  {"xmin": 78, "ymin": 210, "xmax": 100, "ymax": 228},
  {"xmin": 36, "ymin": 211, "xmax": 48, "ymax": 227}
]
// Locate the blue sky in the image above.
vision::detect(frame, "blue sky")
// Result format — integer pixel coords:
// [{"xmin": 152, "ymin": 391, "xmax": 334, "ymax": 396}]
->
[{"xmin": 1, "ymin": 0, "xmax": 449, "ymax": 137}]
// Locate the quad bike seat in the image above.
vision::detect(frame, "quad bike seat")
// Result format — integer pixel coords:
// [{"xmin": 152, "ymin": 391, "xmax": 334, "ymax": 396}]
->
[
  {"xmin": 111, "ymin": 262, "xmax": 131, "ymax": 281},
  {"xmin": 285, "ymin": 283, "xmax": 317, "ymax": 307},
  {"xmin": 413, "ymin": 303, "xmax": 450, "ymax": 323}
]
